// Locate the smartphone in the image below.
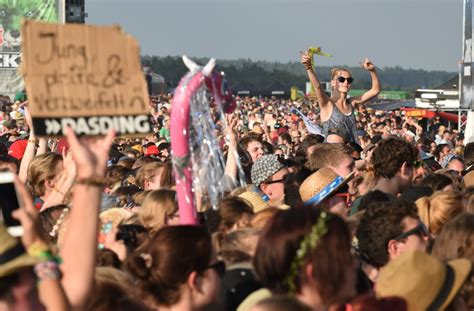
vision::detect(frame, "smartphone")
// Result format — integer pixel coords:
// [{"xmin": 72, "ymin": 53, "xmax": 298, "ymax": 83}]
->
[{"xmin": 0, "ymin": 171, "xmax": 23, "ymax": 236}]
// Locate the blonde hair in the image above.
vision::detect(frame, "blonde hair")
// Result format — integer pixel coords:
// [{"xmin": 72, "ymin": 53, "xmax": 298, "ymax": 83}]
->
[
  {"xmin": 362, "ymin": 167, "xmax": 377, "ymax": 193},
  {"xmin": 454, "ymin": 145, "xmax": 465, "ymax": 156},
  {"xmin": 331, "ymin": 67, "xmax": 351, "ymax": 79},
  {"xmin": 307, "ymin": 143, "xmax": 352, "ymax": 171},
  {"xmin": 464, "ymin": 187, "xmax": 474, "ymax": 213},
  {"xmin": 135, "ymin": 162, "xmax": 164, "ymax": 189},
  {"xmin": 139, "ymin": 189, "xmax": 178, "ymax": 234},
  {"xmin": 250, "ymin": 207, "xmax": 278, "ymax": 230},
  {"xmin": 133, "ymin": 190, "xmax": 151, "ymax": 206},
  {"xmin": 27, "ymin": 152, "xmax": 63, "ymax": 197},
  {"xmin": 431, "ymin": 213, "xmax": 474, "ymax": 308},
  {"xmin": 416, "ymin": 190, "xmax": 464, "ymax": 236}
]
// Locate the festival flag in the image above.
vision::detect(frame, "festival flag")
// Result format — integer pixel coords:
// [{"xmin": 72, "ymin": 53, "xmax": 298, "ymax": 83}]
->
[{"xmin": 291, "ymin": 107, "xmax": 324, "ymax": 137}]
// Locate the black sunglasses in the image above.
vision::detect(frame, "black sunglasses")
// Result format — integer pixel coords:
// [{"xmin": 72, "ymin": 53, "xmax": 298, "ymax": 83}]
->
[
  {"xmin": 337, "ymin": 76, "xmax": 354, "ymax": 84},
  {"xmin": 392, "ymin": 222, "xmax": 429, "ymax": 241},
  {"xmin": 204, "ymin": 260, "xmax": 226, "ymax": 277},
  {"xmin": 264, "ymin": 172, "xmax": 288, "ymax": 185},
  {"xmin": 265, "ymin": 178, "xmax": 285, "ymax": 185}
]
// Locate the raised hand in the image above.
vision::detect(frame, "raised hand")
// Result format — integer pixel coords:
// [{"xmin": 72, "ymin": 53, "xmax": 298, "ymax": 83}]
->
[
  {"xmin": 360, "ymin": 58, "xmax": 376, "ymax": 71},
  {"xmin": 300, "ymin": 51, "xmax": 312, "ymax": 70},
  {"xmin": 24, "ymin": 107, "xmax": 35, "ymax": 137},
  {"xmin": 12, "ymin": 176, "xmax": 42, "ymax": 248},
  {"xmin": 62, "ymin": 149, "xmax": 77, "ymax": 180}
]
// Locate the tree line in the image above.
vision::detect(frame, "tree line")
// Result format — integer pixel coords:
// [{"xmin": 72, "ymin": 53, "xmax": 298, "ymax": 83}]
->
[{"xmin": 142, "ymin": 55, "xmax": 457, "ymax": 93}]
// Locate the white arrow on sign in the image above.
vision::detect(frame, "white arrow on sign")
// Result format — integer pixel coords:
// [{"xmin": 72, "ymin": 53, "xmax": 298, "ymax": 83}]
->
[{"xmin": 45, "ymin": 119, "xmax": 62, "ymax": 135}]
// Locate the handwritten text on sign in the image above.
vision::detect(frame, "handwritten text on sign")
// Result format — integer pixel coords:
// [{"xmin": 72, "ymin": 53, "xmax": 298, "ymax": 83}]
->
[{"xmin": 21, "ymin": 21, "xmax": 150, "ymax": 136}]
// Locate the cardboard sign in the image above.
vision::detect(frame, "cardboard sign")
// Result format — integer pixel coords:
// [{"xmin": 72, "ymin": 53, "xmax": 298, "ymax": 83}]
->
[{"xmin": 21, "ymin": 20, "xmax": 151, "ymax": 136}]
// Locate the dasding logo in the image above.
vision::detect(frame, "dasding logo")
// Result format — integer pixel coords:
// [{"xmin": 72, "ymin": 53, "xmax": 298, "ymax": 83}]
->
[{"xmin": 39, "ymin": 115, "xmax": 151, "ymax": 136}]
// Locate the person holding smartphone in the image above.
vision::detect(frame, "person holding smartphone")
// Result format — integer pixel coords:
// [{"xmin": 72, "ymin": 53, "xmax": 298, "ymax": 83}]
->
[
  {"xmin": 0, "ymin": 175, "xmax": 69, "ymax": 311},
  {"xmin": 300, "ymin": 52, "xmax": 381, "ymax": 144}
]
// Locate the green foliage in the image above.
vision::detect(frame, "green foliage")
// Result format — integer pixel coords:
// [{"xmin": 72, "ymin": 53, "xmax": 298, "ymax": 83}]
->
[{"xmin": 141, "ymin": 55, "xmax": 456, "ymax": 93}]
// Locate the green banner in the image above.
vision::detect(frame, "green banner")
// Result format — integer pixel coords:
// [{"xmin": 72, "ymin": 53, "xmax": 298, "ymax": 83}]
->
[{"xmin": 349, "ymin": 90, "xmax": 409, "ymax": 100}]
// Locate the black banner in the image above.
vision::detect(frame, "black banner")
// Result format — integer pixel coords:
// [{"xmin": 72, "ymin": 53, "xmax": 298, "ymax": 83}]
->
[{"xmin": 32, "ymin": 114, "xmax": 151, "ymax": 136}]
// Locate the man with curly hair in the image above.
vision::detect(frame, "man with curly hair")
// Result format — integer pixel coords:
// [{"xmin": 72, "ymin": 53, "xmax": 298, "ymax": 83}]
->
[
  {"xmin": 370, "ymin": 137, "xmax": 419, "ymax": 196},
  {"xmin": 355, "ymin": 200, "xmax": 429, "ymax": 281}
]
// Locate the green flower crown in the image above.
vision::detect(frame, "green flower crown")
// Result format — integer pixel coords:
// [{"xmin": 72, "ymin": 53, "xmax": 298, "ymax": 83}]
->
[{"xmin": 286, "ymin": 211, "xmax": 329, "ymax": 294}]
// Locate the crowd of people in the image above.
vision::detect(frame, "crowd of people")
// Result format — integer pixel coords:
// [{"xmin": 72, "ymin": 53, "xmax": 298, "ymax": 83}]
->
[{"xmin": 0, "ymin": 57, "xmax": 474, "ymax": 311}]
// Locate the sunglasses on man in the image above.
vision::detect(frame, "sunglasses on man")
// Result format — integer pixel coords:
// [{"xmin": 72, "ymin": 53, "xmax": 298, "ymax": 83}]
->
[
  {"xmin": 264, "ymin": 174, "xmax": 288, "ymax": 185},
  {"xmin": 392, "ymin": 222, "xmax": 429, "ymax": 241},
  {"xmin": 336, "ymin": 77, "xmax": 354, "ymax": 84}
]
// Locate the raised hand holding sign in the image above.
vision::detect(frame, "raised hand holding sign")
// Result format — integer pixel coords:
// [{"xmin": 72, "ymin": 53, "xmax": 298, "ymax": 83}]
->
[{"xmin": 21, "ymin": 21, "xmax": 150, "ymax": 137}]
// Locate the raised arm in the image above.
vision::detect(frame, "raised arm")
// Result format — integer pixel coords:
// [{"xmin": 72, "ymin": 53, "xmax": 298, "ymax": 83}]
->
[
  {"xmin": 13, "ymin": 176, "xmax": 69, "ymax": 311},
  {"xmin": 224, "ymin": 115, "xmax": 240, "ymax": 183},
  {"xmin": 18, "ymin": 108, "xmax": 36, "ymax": 183},
  {"xmin": 351, "ymin": 58, "xmax": 381, "ymax": 107},
  {"xmin": 300, "ymin": 51, "xmax": 331, "ymax": 108},
  {"xmin": 59, "ymin": 127, "xmax": 114, "ymax": 309},
  {"xmin": 36, "ymin": 138, "xmax": 47, "ymax": 155},
  {"xmin": 40, "ymin": 150, "xmax": 76, "ymax": 211}
]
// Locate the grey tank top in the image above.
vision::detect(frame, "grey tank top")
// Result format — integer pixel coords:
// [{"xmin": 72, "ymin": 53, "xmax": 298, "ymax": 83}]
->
[{"xmin": 322, "ymin": 102, "xmax": 359, "ymax": 144}]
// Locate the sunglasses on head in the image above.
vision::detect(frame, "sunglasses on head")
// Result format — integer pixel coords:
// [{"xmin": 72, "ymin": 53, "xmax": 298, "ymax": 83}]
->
[
  {"xmin": 337, "ymin": 76, "xmax": 354, "ymax": 84},
  {"xmin": 392, "ymin": 222, "xmax": 429, "ymax": 241}
]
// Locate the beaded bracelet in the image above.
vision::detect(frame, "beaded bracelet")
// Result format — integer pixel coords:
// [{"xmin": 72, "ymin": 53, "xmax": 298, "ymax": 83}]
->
[
  {"xmin": 49, "ymin": 207, "xmax": 69, "ymax": 238},
  {"xmin": 27, "ymin": 241, "xmax": 61, "ymax": 263},
  {"xmin": 34, "ymin": 261, "xmax": 62, "ymax": 282},
  {"xmin": 75, "ymin": 176, "xmax": 107, "ymax": 187}
]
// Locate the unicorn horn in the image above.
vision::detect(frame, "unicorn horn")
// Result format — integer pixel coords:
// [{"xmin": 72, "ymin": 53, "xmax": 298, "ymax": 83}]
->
[
  {"xmin": 202, "ymin": 58, "xmax": 216, "ymax": 77},
  {"xmin": 182, "ymin": 55, "xmax": 200, "ymax": 72}
]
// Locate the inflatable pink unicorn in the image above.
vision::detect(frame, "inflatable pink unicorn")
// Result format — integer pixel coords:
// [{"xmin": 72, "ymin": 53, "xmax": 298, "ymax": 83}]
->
[{"xmin": 170, "ymin": 56, "xmax": 236, "ymax": 225}]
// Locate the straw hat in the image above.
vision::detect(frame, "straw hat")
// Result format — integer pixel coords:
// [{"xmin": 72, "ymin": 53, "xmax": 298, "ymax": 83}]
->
[
  {"xmin": 462, "ymin": 170, "xmax": 474, "ymax": 188},
  {"xmin": 299, "ymin": 167, "xmax": 354, "ymax": 205},
  {"xmin": 376, "ymin": 251, "xmax": 472, "ymax": 311},
  {"xmin": 99, "ymin": 208, "xmax": 132, "ymax": 229},
  {"xmin": 238, "ymin": 191, "xmax": 269, "ymax": 213},
  {"xmin": 0, "ymin": 224, "xmax": 39, "ymax": 278}
]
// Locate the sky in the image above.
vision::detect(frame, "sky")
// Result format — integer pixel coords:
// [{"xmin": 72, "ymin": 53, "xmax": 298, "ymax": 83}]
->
[{"xmin": 87, "ymin": 0, "xmax": 463, "ymax": 72}]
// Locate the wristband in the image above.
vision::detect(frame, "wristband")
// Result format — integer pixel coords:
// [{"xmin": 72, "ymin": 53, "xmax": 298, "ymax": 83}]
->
[
  {"xmin": 27, "ymin": 241, "xmax": 61, "ymax": 263},
  {"xmin": 75, "ymin": 176, "xmax": 107, "ymax": 187},
  {"xmin": 34, "ymin": 261, "xmax": 62, "ymax": 282}
]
